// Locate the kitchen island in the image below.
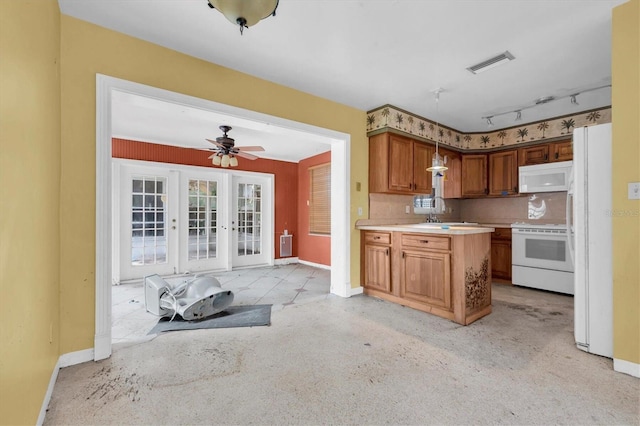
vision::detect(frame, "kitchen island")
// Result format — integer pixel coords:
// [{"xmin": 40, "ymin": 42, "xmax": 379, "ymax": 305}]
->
[{"xmin": 358, "ymin": 223, "xmax": 494, "ymax": 325}]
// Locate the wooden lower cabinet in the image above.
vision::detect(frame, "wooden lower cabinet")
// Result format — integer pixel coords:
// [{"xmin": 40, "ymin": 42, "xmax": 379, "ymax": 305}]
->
[
  {"xmin": 361, "ymin": 230, "xmax": 492, "ymax": 325},
  {"xmin": 361, "ymin": 231, "xmax": 392, "ymax": 293},
  {"xmin": 364, "ymin": 244, "xmax": 391, "ymax": 293},
  {"xmin": 400, "ymin": 249, "xmax": 451, "ymax": 309},
  {"xmin": 491, "ymin": 227, "xmax": 512, "ymax": 281}
]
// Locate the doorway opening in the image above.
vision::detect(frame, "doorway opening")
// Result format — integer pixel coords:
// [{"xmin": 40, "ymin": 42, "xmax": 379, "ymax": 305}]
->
[{"xmin": 96, "ymin": 74, "xmax": 351, "ymax": 359}]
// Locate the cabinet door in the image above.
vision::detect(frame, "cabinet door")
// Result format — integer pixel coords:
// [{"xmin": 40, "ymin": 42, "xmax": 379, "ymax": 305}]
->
[
  {"xmin": 550, "ymin": 140, "xmax": 573, "ymax": 162},
  {"xmin": 413, "ymin": 142, "xmax": 434, "ymax": 193},
  {"xmin": 461, "ymin": 154, "xmax": 488, "ymax": 197},
  {"xmin": 491, "ymin": 240, "xmax": 512, "ymax": 280},
  {"xmin": 400, "ymin": 249, "xmax": 451, "ymax": 309},
  {"xmin": 388, "ymin": 134, "xmax": 414, "ymax": 192},
  {"xmin": 442, "ymin": 150, "xmax": 462, "ymax": 199},
  {"xmin": 488, "ymin": 150, "xmax": 518, "ymax": 196},
  {"xmin": 364, "ymin": 244, "xmax": 391, "ymax": 293},
  {"xmin": 518, "ymin": 145, "xmax": 549, "ymax": 165}
]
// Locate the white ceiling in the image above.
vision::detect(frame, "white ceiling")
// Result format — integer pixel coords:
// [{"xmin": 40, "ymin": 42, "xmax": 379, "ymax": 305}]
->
[{"xmin": 60, "ymin": 0, "xmax": 624, "ymax": 162}]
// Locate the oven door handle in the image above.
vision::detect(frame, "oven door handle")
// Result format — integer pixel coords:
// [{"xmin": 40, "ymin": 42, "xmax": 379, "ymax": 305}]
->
[{"xmin": 566, "ymin": 171, "xmax": 575, "ymax": 265}]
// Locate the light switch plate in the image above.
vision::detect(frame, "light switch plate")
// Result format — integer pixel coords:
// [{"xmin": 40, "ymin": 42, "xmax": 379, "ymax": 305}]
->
[
  {"xmin": 629, "ymin": 182, "xmax": 640, "ymax": 200},
  {"xmin": 405, "ymin": 205, "xmax": 411, "ymax": 214},
  {"xmin": 357, "ymin": 207, "xmax": 363, "ymax": 216}
]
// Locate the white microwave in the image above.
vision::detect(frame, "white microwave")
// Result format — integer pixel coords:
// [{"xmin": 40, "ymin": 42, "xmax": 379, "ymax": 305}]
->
[{"xmin": 518, "ymin": 160, "xmax": 573, "ymax": 193}]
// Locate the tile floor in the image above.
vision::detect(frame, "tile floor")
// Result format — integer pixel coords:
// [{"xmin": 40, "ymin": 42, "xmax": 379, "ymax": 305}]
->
[{"xmin": 111, "ymin": 263, "xmax": 331, "ymax": 344}]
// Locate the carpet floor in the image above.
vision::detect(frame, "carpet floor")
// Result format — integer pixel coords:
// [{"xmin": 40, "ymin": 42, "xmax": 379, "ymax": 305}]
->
[{"xmin": 44, "ymin": 284, "xmax": 639, "ymax": 425}]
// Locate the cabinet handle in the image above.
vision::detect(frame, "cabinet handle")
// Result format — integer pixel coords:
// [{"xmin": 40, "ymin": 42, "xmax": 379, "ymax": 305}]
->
[
  {"xmin": 402, "ymin": 251, "xmax": 405, "ymax": 259},
  {"xmin": 484, "ymin": 188, "xmax": 489, "ymax": 195},
  {"xmin": 373, "ymin": 236, "xmax": 381, "ymax": 240},
  {"xmin": 385, "ymin": 248, "xmax": 389, "ymax": 256},
  {"xmin": 544, "ymin": 154, "xmax": 548, "ymax": 160},
  {"xmin": 514, "ymin": 186, "xmax": 518, "ymax": 193},
  {"xmin": 555, "ymin": 152, "xmax": 559, "ymax": 159},
  {"xmin": 420, "ymin": 240, "xmax": 429, "ymax": 244}
]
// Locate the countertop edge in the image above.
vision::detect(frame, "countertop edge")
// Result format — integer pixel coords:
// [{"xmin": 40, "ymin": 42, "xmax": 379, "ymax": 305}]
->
[{"xmin": 357, "ymin": 224, "xmax": 495, "ymax": 235}]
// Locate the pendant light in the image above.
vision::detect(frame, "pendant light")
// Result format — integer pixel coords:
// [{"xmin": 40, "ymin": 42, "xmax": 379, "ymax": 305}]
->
[{"xmin": 426, "ymin": 89, "xmax": 448, "ymax": 173}]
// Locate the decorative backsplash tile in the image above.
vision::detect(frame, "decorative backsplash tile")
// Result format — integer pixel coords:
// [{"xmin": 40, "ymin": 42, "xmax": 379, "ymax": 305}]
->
[{"xmin": 366, "ymin": 105, "xmax": 611, "ymax": 150}]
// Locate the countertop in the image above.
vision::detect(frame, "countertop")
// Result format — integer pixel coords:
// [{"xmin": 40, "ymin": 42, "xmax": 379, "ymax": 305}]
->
[{"xmin": 357, "ymin": 223, "xmax": 495, "ymax": 235}]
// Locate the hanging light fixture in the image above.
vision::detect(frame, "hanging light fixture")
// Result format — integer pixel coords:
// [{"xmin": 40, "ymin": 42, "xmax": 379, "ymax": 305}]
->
[
  {"xmin": 229, "ymin": 155, "xmax": 239, "ymax": 167},
  {"xmin": 207, "ymin": 0, "xmax": 279, "ymax": 35},
  {"xmin": 426, "ymin": 89, "xmax": 448, "ymax": 173}
]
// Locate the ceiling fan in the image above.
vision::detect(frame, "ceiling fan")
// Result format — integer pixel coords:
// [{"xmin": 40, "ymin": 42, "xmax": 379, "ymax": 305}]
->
[{"xmin": 206, "ymin": 125, "xmax": 265, "ymax": 167}]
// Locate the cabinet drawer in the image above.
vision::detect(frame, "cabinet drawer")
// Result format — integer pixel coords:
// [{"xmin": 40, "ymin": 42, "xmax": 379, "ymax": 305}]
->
[
  {"xmin": 492, "ymin": 228, "xmax": 512, "ymax": 240},
  {"xmin": 401, "ymin": 234, "xmax": 450, "ymax": 251},
  {"xmin": 364, "ymin": 232, "xmax": 391, "ymax": 245}
]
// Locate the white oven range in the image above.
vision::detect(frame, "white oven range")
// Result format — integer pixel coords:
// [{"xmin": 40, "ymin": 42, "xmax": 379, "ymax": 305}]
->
[{"xmin": 511, "ymin": 223, "xmax": 574, "ymax": 295}]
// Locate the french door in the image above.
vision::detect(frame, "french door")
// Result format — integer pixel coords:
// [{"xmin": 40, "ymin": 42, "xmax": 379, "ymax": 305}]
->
[{"xmin": 115, "ymin": 161, "xmax": 273, "ymax": 282}]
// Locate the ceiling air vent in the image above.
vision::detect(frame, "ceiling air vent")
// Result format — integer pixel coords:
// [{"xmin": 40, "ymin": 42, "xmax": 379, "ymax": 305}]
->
[{"xmin": 467, "ymin": 51, "xmax": 515, "ymax": 74}]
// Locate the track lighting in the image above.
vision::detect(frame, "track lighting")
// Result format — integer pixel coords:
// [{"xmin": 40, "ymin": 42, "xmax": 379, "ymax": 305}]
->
[{"xmin": 479, "ymin": 84, "xmax": 609, "ymax": 125}]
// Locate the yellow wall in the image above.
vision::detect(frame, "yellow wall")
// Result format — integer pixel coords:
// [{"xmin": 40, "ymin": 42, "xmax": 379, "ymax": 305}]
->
[
  {"xmin": 612, "ymin": 0, "xmax": 640, "ymax": 366},
  {"xmin": 59, "ymin": 16, "xmax": 368, "ymax": 353},
  {"xmin": 0, "ymin": 1, "xmax": 61, "ymax": 424}
]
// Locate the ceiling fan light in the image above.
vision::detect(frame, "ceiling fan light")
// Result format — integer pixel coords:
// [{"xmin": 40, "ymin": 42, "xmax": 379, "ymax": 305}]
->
[
  {"xmin": 208, "ymin": 0, "xmax": 278, "ymax": 33},
  {"xmin": 229, "ymin": 156, "xmax": 239, "ymax": 167},
  {"xmin": 221, "ymin": 154, "xmax": 231, "ymax": 168},
  {"xmin": 212, "ymin": 154, "xmax": 222, "ymax": 166}
]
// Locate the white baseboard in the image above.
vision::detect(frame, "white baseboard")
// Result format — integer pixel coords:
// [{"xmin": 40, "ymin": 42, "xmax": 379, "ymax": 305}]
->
[
  {"xmin": 38, "ymin": 348, "xmax": 94, "ymax": 425},
  {"xmin": 59, "ymin": 348, "xmax": 95, "ymax": 368},
  {"xmin": 274, "ymin": 257, "xmax": 299, "ymax": 265},
  {"xmin": 614, "ymin": 358, "xmax": 640, "ymax": 378},
  {"xmin": 298, "ymin": 259, "xmax": 331, "ymax": 270},
  {"xmin": 37, "ymin": 359, "xmax": 60, "ymax": 426},
  {"xmin": 350, "ymin": 286, "xmax": 364, "ymax": 296}
]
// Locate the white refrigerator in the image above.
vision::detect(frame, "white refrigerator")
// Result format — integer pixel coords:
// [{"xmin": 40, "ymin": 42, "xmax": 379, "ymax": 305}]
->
[{"xmin": 567, "ymin": 123, "xmax": 613, "ymax": 358}]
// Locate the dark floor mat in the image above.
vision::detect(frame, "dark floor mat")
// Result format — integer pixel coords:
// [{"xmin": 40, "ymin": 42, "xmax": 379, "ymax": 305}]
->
[{"xmin": 148, "ymin": 304, "xmax": 272, "ymax": 334}]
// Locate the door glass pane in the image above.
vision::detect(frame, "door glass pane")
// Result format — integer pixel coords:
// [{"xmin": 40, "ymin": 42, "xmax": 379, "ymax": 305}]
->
[
  {"xmin": 188, "ymin": 179, "xmax": 218, "ymax": 260},
  {"xmin": 131, "ymin": 176, "xmax": 167, "ymax": 265},
  {"xmin": 237, "ymin": 183, "xmax": 262, "ymax": 257}
]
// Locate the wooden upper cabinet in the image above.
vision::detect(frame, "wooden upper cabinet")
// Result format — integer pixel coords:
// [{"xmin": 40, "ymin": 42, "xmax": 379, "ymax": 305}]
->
[
  {"xmin": 550, "ymin": 139, "xmax": 573, "ymax": 162},
  {"xmin": 519, "ymin": 138, "xmax": 573, "ymax": 165},
  {"xmin": 369, "ymin": 132, "xmax": 436, "ymax": 195},
  {"xmin": 441, "ymin": 149, "xmax": 462, "ymax": 199},
  {"xmin": 413, "ymin": 142, "xmax": 434, "ymax": 193},
  {"xmin": 488, "ymin": 149, "xmax": 518, "ymax": 196},
  {"xmin": 388, "ymin": 134, "xmax": 414, "ymax": 192},
  {"xmin": 519, "ymin": 144, "xmax": 549, "ymax": 166},
  {"xmin": 461, "ymin": 154, "xmax": 488, "ymax": 197}
]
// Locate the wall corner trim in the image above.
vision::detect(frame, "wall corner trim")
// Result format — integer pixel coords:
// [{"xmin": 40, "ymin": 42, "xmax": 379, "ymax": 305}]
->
[
  {"xmin": 298, "ymin": 259, "xmax": 331, "ymax": 270},
  {"xmin": 613, "ymin": 358, "xmax": 640, "ymax": 378}
]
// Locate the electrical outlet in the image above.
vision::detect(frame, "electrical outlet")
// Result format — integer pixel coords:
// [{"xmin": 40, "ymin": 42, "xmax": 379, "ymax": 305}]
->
[
  {"xmin": 628, "ymin": 182, "xmax": 640, "ymax": 200},
  {"xmin": 357, "ymin": 207, "xmax": 363, "ymax": 216},
  {"xmin": 405, "ymin": 205, "xmax": 411, "ymax": 214}
]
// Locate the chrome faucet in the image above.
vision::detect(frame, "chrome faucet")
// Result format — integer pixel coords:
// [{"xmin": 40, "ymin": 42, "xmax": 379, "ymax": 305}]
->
[{"xmin": 425, "ymin": 196, "xmax": 446, "ymax": 222}]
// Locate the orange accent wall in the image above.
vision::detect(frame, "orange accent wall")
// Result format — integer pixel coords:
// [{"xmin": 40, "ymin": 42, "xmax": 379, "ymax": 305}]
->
[
  {"xmin": 112, "ymin": 138, "xmax": 298, "ymax": 259},
  {"xmin": 297, "ymin": 152, "xmax": 332, "ymax": 266}
]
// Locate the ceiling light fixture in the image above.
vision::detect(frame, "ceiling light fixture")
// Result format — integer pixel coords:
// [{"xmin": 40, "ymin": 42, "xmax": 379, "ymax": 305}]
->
[
  {"xmin": 426, "ymin": 89, "xmax": 448, "ymax": 173},
  {"xmin": 570, "ymin": 94, "xmax": 579, "ymax": 105},
  {"xmin": 515, "ymin": 110, "xmax": 522, "ymax": 121},
  {"xmin": 207, "ymin": 0, "xmax": 278, "ymax": 35},
  {"xmin": 486, "ymin": 116, "xmax": 494, "ymax": 127},
  {"xmin": 467, "ymin": 51, "xmax": 515, "ymax": 74}
]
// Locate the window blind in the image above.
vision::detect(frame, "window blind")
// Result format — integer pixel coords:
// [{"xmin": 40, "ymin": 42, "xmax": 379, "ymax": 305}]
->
[{"xmin": 309, "ymin": 163, "xmax": 331, "ymax": 235}]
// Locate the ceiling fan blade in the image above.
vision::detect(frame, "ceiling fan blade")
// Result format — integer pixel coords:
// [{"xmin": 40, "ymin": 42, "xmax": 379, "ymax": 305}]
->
[
  {"xmin": 235, "ymin": 151, "xmax": 259, "ymax": 160},
  {"xmin": 206, "ymin": 138, "xmax": 225, "ymax": 149},
  {"xmin": 237, "ymin": 146, "xmax": 265, "ymax": 152}
]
